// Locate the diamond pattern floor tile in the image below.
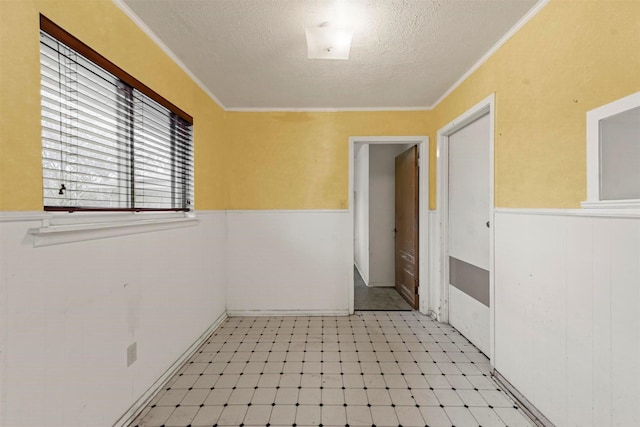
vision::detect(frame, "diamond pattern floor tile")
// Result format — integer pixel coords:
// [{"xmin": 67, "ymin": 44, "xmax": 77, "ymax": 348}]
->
[{"xmin": 130, "ymin": 311, "xmax": 534, "ymax": 427}]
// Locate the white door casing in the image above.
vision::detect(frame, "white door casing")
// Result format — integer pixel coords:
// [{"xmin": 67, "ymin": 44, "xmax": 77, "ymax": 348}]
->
[
  {"xmin": 348, "ymin": 136, "xmax": 429, "ymax": 315},
  {"xmin": 436, "ymin": 94, "xmax": 495, "ymax": 362},
  {"xmin": 448, "ymin": 112, "xmax": 491, "ymax": 355}
]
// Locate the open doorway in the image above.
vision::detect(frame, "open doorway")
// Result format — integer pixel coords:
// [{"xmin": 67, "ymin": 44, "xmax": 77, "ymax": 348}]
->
[{"xmin": 348, "ymin": 136, "xmax": 429, "ymax": 314}]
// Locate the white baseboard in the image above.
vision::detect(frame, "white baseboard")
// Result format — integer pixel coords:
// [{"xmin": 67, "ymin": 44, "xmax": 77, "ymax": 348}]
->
[
  {"xmin": 112, "ymin": 312, "xmax": 228, "ymax": 427},
  {"xmin": 227, "ymin": 309, "xmax": 350, "ymax": 317},
  {"xmin": 493, "ymin": 369, "xmax": 554, "ymax": 427},
  {"xmin": 367, "ymin": 281, "xmax": 394, "ymax": 287}
]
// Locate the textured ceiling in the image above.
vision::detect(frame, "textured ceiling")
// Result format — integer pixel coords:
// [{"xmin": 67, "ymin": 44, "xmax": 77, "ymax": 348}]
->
[{"xmin": 119, "ymin": 0, "xmax": 540, "ymax": 110}]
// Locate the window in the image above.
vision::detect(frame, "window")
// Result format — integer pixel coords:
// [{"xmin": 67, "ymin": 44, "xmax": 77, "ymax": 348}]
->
[
  {"xmin": 583, "ymin": 91, "xmax": 640, "ymax": 209},
  {"xmin": 39, "ymin": 16, "xmax": 193, "ymax": 212}
]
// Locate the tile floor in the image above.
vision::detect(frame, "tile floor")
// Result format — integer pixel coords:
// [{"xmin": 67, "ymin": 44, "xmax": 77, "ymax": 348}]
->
[{"xmin": 131, "ymin": 312, "xmax": 533, "ymax": 427}]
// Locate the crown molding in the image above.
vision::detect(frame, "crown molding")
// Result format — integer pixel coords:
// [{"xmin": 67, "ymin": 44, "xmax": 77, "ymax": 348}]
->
[
  {"xmin": 226, "ymin": 106, "xmax": 433, "ymax": 113},
  {"xmin": 112, "ymin": 0, "xmax": 227, "ymax": 110},
  {"xmin": 429, "ymin": 0, "xmax": 550, "ymax": 110},
  {"xmin": 114, "ymin": 0, "xmax": 549, "ymax": 113}
]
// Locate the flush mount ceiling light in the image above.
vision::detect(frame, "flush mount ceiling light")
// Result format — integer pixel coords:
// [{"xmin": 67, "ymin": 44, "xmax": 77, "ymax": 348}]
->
[{"xmin": 305, "ymin": 22, "xmax": 354, "ymax": 60}]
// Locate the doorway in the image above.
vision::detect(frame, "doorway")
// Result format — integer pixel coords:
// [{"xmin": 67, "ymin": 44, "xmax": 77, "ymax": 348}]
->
[
  {"xmin": 348, "ymin": 136, "xmax": 429, "ymax": 314},
  {"xmin": 437, "ymin": 94, "xmax": 495, "ymax": 360}
]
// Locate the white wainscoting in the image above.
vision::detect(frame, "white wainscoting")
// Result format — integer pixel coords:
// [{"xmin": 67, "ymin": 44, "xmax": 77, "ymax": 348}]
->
[
  {"xmin": 0, "ymin": 211, "xmax": 227, "ymax": 427},
  {"xmin": 494, "ymin": 209, "xmax": 640, "ymax": 427},
  {"xmin": 225, "ymin": 210, "xmax": 352, "ymax": 316}
]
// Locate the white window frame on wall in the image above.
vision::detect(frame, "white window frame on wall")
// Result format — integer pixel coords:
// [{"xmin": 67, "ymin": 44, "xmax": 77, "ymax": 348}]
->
[
  {"xmin": 582, "ymin": 91, "xmax": 640, "ymax": 210},
  {"xmin": 29, "ymin": 16, "xmax": 198, "ymax": 247}
]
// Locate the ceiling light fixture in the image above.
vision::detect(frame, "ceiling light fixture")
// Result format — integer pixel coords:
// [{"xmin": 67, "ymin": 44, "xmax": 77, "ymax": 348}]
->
[{"xmin": 305, "ymin": 21, "xmax": 354, "ymax": 60}]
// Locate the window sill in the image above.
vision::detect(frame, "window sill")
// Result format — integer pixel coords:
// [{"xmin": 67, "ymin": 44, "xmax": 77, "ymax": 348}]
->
[
  {"xmin": 28, "ymin": 212, "xmax": 198, "ymax": 247},
  {"xmin": 581, "ymin": 199, "xmax": 640, "ymax": 210}
]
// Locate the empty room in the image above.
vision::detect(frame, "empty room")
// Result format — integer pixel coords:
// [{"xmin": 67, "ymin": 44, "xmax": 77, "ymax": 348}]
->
[{"xmin": 0, "ymin": 1, "xmax": 638, "ymax": 426}]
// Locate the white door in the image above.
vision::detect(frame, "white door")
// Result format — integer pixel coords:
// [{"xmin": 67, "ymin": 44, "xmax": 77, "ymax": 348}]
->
[{"xmin": 448, "ymin": 112, "xmax": 491, "ymax": 355}]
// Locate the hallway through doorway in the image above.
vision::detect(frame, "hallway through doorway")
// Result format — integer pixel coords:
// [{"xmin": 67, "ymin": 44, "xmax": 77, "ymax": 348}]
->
[{"xmin": 354, "ymin": 266, "xmax": 412, "ymax": 311}]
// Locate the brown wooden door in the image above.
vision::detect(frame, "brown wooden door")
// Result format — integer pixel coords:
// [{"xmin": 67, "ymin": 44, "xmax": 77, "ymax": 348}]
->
[{"xmin": 395, "ymin": 146, "xmax": 419, "ymax": 309}]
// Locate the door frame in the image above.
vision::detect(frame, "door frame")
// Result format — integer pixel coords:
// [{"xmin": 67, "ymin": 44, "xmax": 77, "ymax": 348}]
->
[
  {"xmin": 436, "ymin": 94, "xmax": 495, "ymax": 363},
  {"xmin": 348, "ymin": 136, "xmax": 429, "ymax": 315}
]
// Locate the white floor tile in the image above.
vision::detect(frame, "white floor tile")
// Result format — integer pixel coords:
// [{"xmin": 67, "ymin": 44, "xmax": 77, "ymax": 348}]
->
[
  {"xmin": 412, "ymin": 388, "xmax": 441, "ymax": 406},
  {"xmin": 136, "ymin": 406, "xmax": 175, "ymax": 427},
  {"xmin": 298, "ymin": 388, "xmax": 321, "ymax": 405},
  {"xmin": 274, "ymin": 387, "xmax": 299, "ymax": 404},
  {"xmin": 321, "ymin": 387, "xmax": 344, "ymax": 405},
  {"xmin": 426, "ymin": 374, "xmax": 453, "ymax": 389},
  {"xmin": 495, "ymin": 407, "xmax": 534, "ymax": 427},
  {"xmin": 190, "ymin": 405, "xmax": 223, "ymax": 426},
  {"xmin": 384, "ymin": 373, "xmax": 409, "ymax": 388},
  {"xmin": 164, "ymin": 406, "xmax": 198, "ymax": 427},
  {"xmin": 300, "ymin": 373, "xmax": 322, "ymax": 388},
  {"xmin": 170, "ymin": 374, "xmax": 200, "ymax": 389},
  {"xmin": 398, "ymin": 361, "xmax": 422, "ymax": 374},
  {"xmin": 470, "ymin": 406, "xmax": 508, "ymax": 427},
  {"xmin": 467, "ymin": 374, "xmax": 498, "ymax": 390},
  {"xmin": 216, "ymin": 405, "xmax": 248, "ymax": 426},
  {"xmin": 268, "ymin": 404, "xmax": 296, "ymax": 425},
  {"xmin": 447, "ymin": 374, "xmax": 474, "ymax": 390},
  {"xmin": 156, "ymin": 389, "xmax": 187, "ymax": 406},
  {"xmin": 346, "ymin": 405, "xmax": 373, "ymax": 425},
  {"xmin": 344, "ymin": 388, "xmax": 368, "ymax": 405},
  {"xmin": 255, "ymin": 373, "xmax": 279, "ymax": 388},
  {"xmin": 420, "ymin": 406, "xmax": 452, "ymax": 427},
  {"xmin": 435, "ymin": 389, "xmax": 465, "ymax": 407},
  {"xmin": 203, "ymin": 388, "xmax": 233, "ymax": 405},
  {"xmin": 227, "ymin": 387, "xmax": 254, "ymax": 404},
  {"xmin": 295, "ymin": 404, "xmax": 321, "ymax": 425},
  {"xmin": 396, "ymin": 405, "xmax": 426, "ymax": 426},
  {"xmin": 479, "ymin": 389, "xmax": 515, "ymax": 407},
  {"xmin": 321, "ymin": 373, "xmax": 343, "ymax": 388},
  {"xmin": 215, "ymin": 373, "xmax": 241, "ymax": 388},
  {"xmin": 235, "ymin": 373, "xmax": 261, "ymax": 388},
  {"xmin": 389, "ymin": 387, "xmax": 415, "ymax": 405},
  {"xmin": 243, "ymin": 404, "xmax": 272, "ymax": 425},
  {"xmin": 445, "ymin": 406, "xmax": 479, "ymax": 427},
  {"xmin": 321, "ymin": 405, "xmax": 347, "ymax": 425},
  {"xmin": 404, "ymin": 373, "xmax": 431, "ymax": 389},
  {"xmin": 366, "ymin": 388, "xmax": 392, "ymax": 405},
  {"xmin": 363, "ymin": 373, "xmax": 387, "ymax": 388},
  {"xmin": 180, "ymin": 389, "xmax": 210, "ymax": 406},
  {"xmin": 248, "ymin": 388, "xmax": 276, "ymax": 405}
]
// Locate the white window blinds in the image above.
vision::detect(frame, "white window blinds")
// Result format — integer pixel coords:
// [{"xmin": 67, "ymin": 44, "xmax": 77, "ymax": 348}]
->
[{"xmin": 40, "ymin": 17, "xmax": 193, "ymax": 212}]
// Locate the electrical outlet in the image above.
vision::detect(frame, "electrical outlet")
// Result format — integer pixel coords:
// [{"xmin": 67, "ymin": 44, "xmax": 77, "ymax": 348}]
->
[{"xmin": 127, "ymin": 342, "xmax": 137, "ymax": 367}]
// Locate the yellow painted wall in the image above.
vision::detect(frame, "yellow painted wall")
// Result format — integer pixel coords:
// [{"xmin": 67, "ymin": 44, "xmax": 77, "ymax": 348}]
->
[
  {"xmin": 430, "ymin": 0, "xmax": 640, "ymax": 208},
  {"xmin": 222, "ymin": 0, "xmax": 640, "ymax": 210},
  {"xmin": 224, "ymin": 111, "xmax": 431, "ymax": 210},
  {"xmin": 2, "ymin": 0, "xmax": 638, "ymax": 212},
  {"xmin": 0, "ymin": 0, "xmax": 226, "ymax": 210}
]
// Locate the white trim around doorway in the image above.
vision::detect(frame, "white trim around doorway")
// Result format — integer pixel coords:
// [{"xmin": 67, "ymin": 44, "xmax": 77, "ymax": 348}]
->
[
  {"xmin": 436, "ymin": 94, "xmax": 495, "ymax": 363},
  {"xmin": 348, "ymin": 136, "xmax": 429, "ymax": 315}
]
